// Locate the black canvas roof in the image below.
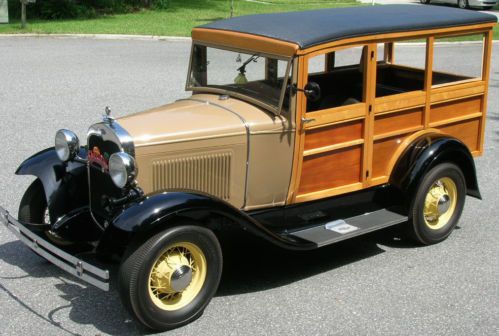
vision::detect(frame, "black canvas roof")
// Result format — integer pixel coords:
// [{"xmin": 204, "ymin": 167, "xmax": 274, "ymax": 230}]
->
[{"xmin": 198, "ymin": 5, "xmax": 497, "ymax": 49}]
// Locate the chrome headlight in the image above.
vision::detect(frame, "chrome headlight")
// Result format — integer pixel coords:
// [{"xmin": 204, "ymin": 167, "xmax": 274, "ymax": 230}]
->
[
  {"xmin": 109, "ymin": 152, "xmax": 137, "ymax": 188},
  {"xmin": 55, "ymin": 129, "xmax": 80, "ymax": 162}
]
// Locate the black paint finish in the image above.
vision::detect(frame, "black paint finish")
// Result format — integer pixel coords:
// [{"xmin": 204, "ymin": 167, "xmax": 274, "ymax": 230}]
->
[
  {"xmin": 108, "ymin": 191, "xmax": 315, "ymax": 251},
  {"xmin": 15, "ymin": 147, "xmax": 90, "ymax": 224},
  {"xmin": 199, "ymin": 5, "xmax": 497, "ymax": 49},
  {"xmin": 390, "ymin": 133, "xmax": 481, "ymax": 201}
]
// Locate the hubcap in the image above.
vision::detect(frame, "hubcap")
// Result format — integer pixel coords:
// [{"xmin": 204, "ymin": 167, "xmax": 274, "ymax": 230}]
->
[
  {"xmin": 148, "ymin": 242, "xmax": 207, "ymax": 311},
  {"xmin": 423, "ymin": 177, "xmax": 457, "ymax": 230}
]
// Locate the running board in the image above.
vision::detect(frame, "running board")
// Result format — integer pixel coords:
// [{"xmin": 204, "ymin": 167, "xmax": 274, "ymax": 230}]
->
[{"xmin": 288, "ymin": 209, "xmax": 407, "ymax": 248}]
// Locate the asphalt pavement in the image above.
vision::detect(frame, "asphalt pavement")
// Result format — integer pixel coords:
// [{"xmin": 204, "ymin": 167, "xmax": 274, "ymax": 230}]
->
[{"xmin": 0, "ymin": 37, "xmax": 498, "ymax": 336}]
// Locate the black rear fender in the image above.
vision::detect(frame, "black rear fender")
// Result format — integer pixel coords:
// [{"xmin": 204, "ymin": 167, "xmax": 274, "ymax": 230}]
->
[{"xmin": 390, "ymin": 134, "xmax": 481, "ymax": 203}]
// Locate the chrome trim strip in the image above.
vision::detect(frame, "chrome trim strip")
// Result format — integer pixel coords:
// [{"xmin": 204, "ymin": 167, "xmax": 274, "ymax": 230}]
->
[
  {"xmin": 178, "ymin": 97, "xmax": 251, "ymax": 208},
  {"xmin": 0, "ymin": 206, "xmax": 110, "ymax": 291}
]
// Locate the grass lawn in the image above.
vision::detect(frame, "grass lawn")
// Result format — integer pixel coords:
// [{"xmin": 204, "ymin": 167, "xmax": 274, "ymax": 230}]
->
[
  {"xmin": 0, "ymin": 0, "xmax": 361, "ymax": 36},
  {"xmin": 0, "ymin": 0, "xmax": 497, "ymax": 39}
]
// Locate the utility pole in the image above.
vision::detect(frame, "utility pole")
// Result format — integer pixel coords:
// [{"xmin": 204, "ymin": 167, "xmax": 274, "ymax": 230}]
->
[{"xmin": 230, "ymin": 0, "xmax": 234, "ymax": 18}]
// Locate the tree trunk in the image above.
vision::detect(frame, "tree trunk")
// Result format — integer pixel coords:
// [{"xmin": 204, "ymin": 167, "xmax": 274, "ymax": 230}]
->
[{"xmin": 21, "ymin": 1, "xmax": 26, "ymax": 29}]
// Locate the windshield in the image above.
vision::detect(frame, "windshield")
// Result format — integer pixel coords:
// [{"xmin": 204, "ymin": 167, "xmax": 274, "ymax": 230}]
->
[{"xmin": 187, "ymin": 44, "xmax": 292, "ymax": 114}]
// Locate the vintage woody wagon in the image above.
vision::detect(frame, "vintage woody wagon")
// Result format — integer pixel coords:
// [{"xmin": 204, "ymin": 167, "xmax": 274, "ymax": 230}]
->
[{"xmin": 0, "ymin": 5, "xmax": 497, "ymax": 331}]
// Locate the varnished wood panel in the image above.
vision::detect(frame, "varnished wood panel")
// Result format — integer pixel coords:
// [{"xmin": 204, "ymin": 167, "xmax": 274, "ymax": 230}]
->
[
  {"xmin": 374, "ymin": 108, "xmax": 423, "ymax": 138},
  {"xmin": 374, "ymin": 90, "xmax": 425, "ymax": 114},
  {"xmin": 372, "ymin": 134, "xmax": 410, "ymax": 178},
  {"xmin": 192, "ymin": 28, "xmax": 298, "ymax": 57},
  {"xmin": 430, "ymin": 96, "xmax": 482, "ymax": 124},
  {"xmin": 430, "ymin": 81, "xmax": 485, "ymax": 103},
  {"xmin": 438, "ymin": 118, "xmax": 480, "ymax": 152},
  {"xmin": 304, "ymin": 120, "xmax": 363, "ymax": 151},
  {"xmin": 304, "ymin": 103, "xmax": 365, "ymax": 129},
  {"xmin": 298, "ymin": 145, "xmax": 362, "ymax": 195}
]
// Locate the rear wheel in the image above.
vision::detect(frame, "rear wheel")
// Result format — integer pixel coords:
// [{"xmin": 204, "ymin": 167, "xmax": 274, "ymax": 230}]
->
[
  {"xmin": 408, "ymin": 163, "xmax": 466, "ymax": 245},
  {"xmin": 119, "ymin": 225, "xmax": 222, "ymax": 331}
]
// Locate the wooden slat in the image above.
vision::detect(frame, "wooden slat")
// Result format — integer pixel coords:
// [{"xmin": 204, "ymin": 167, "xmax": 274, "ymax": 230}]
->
[
  {"xmin": 297, "ymin": 145, "xmax": 362, "ymax": 195},
  {"xmin": 374, "ymin": 107, "xmax": 424, "ymax": 138},
  {"xmin": 424, "ymin": 37, "xmax": 434, "ymax": 128},
  {"xmin": 287, "ymin": 56, "xmax": 308, "ymax": 203},
  {"xmin": 363, "ymin": 43, "xmax": 377, "ymax": 185},
  {"xmin": 479, "ymin": 30, "xmax": 493, "ymax": 153},
  {"xmin": 304, "ymin": 139, "xmax": 365, "ymax": 157},
  {"xmin": 295, "ymin": 182, "xmax": 364, "ymax": 203},
  {"xmin": 374, "ymin": 90, "xmax": 425, "ymax": 114},
  {"xmin": 304, "ymin": 104, "xmax": 365, "ymax": 129},
  {"xmin": 297, "ymin": 23, "xmax": 494, "ymax": 55},
  {"xmin": 430, "ymin": 81, "xmax": 485, "ymax": 104},
  {"xmin": 429, "ymin": 112, "xmax": 482, "ymax": 128}
]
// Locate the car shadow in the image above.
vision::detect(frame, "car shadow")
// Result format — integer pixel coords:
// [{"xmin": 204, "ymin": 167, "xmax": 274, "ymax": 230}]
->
[
  {"xmin": 216, "ymin": 226, "xmax": 412, "ymax": 296},
  {"xmin": 0, "ymin": 225, "xmax": 413, "ymax": 334},
  {"xmin": 0, "ymin": 240, "xmax": 141, "ymax": 336}
]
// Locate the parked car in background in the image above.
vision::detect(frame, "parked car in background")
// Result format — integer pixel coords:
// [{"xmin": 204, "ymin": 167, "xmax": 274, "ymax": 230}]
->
[{"xmin": 421, "ymin": 0, "xmax": 498, "ymax": 10}]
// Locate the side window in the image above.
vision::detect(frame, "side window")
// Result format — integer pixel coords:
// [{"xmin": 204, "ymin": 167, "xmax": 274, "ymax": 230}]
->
[
  {"xmin": 376, "ymin": 40, "xmax": 426, "ymax": 98},
  {"xmin": 307, "ymin": 46, "xmax": 366, "ymax": 112},
  {"xmin": 432, "ymin": 34, "xmax": 484, "ymax": 86}
]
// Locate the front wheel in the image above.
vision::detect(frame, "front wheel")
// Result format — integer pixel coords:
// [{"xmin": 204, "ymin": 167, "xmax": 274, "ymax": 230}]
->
[
  {"xmin": 18, "ymin": 179, "xmax": 73, "ymax": 246},
  {"xmin": 408, "ymin": 163, "xmax": 466, "ymax": 245},
  {"xmin": 119, "ymin": 225, "xmax": 223, "ymax": 331}
]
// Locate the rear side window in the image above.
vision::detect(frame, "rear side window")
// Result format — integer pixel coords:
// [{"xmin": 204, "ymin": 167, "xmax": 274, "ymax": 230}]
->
[{"xmin": 432, "ymin": 34, "xmax": 484, "ymax": 86}]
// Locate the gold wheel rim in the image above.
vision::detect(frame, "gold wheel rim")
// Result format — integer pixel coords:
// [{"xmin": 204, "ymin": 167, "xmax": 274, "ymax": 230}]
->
[
  {"xmin": 148, "ymin": 242, "xmax": 207, "ymax": 311},
  {"xmin": 423, "ymin": 177, "xmax": 458, "ymax": 230}
]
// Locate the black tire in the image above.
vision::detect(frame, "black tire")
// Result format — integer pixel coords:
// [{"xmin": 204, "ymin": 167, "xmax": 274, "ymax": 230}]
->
[
  {"xmin": 119, "ymin": 225, "xmax": 223, "ymax": 331},
  {"xmin": 18, "ymin": 179, "xmax": 47, "ymax": 225},
  {"xmin": 18, "ymin": 179, "xmax": 73, "ymax": 246},
  {"xmin": 408, "ymin": 163, "xmax": 466, "ymax": 245},
  {"xmin": 458, "ymin": 0, "xmax": 469, "ymax": 9},
  {"xmin": 420, "ymin": 0, "xmax": 431, "ymax": 4}
]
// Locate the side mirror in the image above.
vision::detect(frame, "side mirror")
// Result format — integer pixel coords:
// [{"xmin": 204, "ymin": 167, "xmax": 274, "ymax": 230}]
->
[{"xmin": 288, "ymin": 82, "xmax": 321, "ymax": 102}]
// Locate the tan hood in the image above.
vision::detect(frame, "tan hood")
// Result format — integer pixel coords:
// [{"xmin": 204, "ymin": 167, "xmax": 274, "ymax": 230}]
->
[
  {"xmin": 117, "ymin": 94, "xmax": 290, "ymax": 148},
  {"xmin": 117, "ymin": 96, "xmax": 247, "ymax": 147}
]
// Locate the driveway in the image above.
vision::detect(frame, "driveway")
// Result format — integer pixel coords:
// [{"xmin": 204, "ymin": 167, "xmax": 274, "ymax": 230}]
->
[{"xmin": 0, "ymin": 37, "xmax": 498, "ymax": 336}]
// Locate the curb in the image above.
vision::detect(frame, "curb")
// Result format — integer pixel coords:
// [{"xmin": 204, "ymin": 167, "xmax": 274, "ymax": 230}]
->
[
  {"xmin": 0, "ymin": 33, "xmax": 191, "ymax": 41},
  {"xmin": 0, "ymin": 33, "xmax": 497, "ymax": 44}
]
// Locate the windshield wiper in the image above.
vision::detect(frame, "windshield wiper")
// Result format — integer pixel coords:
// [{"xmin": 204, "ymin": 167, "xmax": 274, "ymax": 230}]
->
[{"xmin": 237, "ymin": 54, "xmax": 260, "ymax": 75}]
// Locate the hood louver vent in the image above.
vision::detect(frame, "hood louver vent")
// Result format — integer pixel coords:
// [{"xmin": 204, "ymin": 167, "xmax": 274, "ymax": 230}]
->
[{"xmin": 152, "ymin": 152, "xmax": 232, "ymax": 200}]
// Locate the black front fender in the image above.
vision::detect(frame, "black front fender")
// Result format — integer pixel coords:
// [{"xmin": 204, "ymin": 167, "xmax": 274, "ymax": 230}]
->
[
  {"xmin": 16, "ymin": 147, "xmax": 89, "ymax": 222},
  {"xmin": 103, "ymin": 191, "xmax": 315, "ymax": 254},
  {"xmin": 391, "ymin": 134, "xmax": 481, "ymax": 201}
]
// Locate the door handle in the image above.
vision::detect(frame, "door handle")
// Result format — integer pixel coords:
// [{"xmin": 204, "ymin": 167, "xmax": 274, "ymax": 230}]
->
[{"xmin": 301, "ymin": 117, "xmax": 316, "ymax": 127}]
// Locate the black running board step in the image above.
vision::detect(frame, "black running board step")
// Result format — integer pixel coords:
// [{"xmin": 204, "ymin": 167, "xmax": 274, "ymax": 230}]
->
[{"xmin": 289, "ymin": 209, "xmax": 408, "ymax": 248}]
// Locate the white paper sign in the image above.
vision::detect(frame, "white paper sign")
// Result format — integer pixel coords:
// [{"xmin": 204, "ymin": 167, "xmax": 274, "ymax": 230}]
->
[{"xmin": 0, "ymin": 0, "xmax": 9, "ymax": 24}]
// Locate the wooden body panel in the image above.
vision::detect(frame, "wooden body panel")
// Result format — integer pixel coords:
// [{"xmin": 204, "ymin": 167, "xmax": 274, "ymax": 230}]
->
[{"xmin": 288, "ymin": 26, "xmax": 493, "ymax": 204}]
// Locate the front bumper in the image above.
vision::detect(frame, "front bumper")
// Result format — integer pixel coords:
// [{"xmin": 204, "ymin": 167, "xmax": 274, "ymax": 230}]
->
[{"xmin": 0, "ymin": 206, "xmax": 110, "ymax": 291}]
